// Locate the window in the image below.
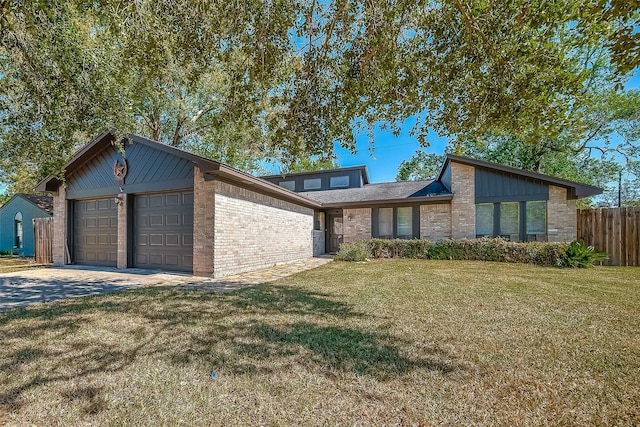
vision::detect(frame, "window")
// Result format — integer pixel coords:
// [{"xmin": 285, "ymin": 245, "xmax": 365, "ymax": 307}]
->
[
  {"xmin": 14, "ymin": 212, "xmax": 23, "ymax": 249},
  {"xmin": 499, "ymin": 202, "xmax": 519, "ymax": 240},
  {"xmin": 526, "ymin": 201, "xmax": 547, "ymax": 240},
  {"xmin": 374, "ymin": 206, "xmax": 416, "ymax": 239},
  {"xmin": 314, "ymin": 211, "xmax": 325, "ymax": 231},
  {"xmin": 279, "ymin": 181, "xmax": 295, "ymax": 191},
  {"xmin": 475, "ymin": 203, "xmax": 494, "ymax": 237},
  {"xmin": 475, "ymin": 200, "xmax": 548, "ymax": 242},
  {"xmin": 378, "ymin": 208, "xmax": 393, "ymax": 238},
  {"xmin": 330, "ymin": 175, "xmax": 349, "ymax": 188},
  {"xmin": 397, "ymin": 207, "xmax": 413, "ymax": 238},
  {"xmin": 303, "ymin": 178, "xmax": 321, "ymax": 190}
]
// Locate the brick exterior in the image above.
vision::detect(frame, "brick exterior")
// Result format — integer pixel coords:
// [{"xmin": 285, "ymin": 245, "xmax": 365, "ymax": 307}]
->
[
  {"xmin": 547, "ymin": 185, "xmax": 577, "ymax": 242},
  {"xmin": 450, "ymin": 162, "xmax": 476, "ymax": 239},
  {"xmin": 52, "ymin": 186, "xmax": 67, "ymax": 266},
  {"xmin": 213, "ymin": 180, "xmax": 314, "ymax": 278},
  {"xmin": 343, "ymin": 208, "xmax": 372, "ymax": 243},
  {"xmin": 193, "ymin": 168, "xmax": 215, "ymax": 276},
  {"xmin": 116, "ymin": 195, "xmax": 127, "ymax": 269},
  {"xmin": 420, "ymin": 203, "xmax": 452, "ymax": 240}
]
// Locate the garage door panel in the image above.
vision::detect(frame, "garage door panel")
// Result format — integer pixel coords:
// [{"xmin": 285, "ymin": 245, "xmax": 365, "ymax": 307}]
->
[
  {"xmin": 134, "ymin": 191, "xmax": 193, "ymax": 272},
  {"xmin": 74, "ymin": 198, "xmax": 117, "ymax": 267}
]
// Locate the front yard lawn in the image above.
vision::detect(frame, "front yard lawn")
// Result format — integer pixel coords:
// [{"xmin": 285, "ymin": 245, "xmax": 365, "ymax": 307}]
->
[
  {"xmin": 1, "ymin": 260, "xmax": 638, "ymax": 425},
  {"xmin": 0, "ymin": 257, "xmax": 46, "ymax": 273}
]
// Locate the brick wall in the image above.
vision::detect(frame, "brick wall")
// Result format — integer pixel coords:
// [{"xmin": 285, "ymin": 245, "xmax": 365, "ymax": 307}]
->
[
  {"xmin": 52, "ymin": 186, "xmax": 67, "ymax": 266},
  {"xmin": 450, "ymin": 162, "xmax": 476, "ymax": 239},
  {"xmin": 420, "ymin": 203, "xmax": 452, "ymax": 240},
  {"xmin": 213, "ymin": 180, "xmax": 314, "ymax": 278},
  {"xmin": 193, "ymin": 168, "xmax": 215, "ymax": 276},
  {"xmin": 116, "ymin": 195, "xmax": 127, "ymax": 269},
  {"xmin": 343, "ymin": 208, "xmax": 372, "ymax": 243},
  {"xmin": 547, "ymin": 185, "xmax": 577, "ymax": 242}
]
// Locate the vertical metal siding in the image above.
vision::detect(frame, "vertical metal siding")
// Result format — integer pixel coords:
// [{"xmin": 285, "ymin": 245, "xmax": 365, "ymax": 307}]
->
[
  {"xmin": 475, "ymin": 168, "xmax": 549, "ymax": 203},
  {"xmin": 65, "ymin": 142, "xmax": 194, "ymax": 199}
]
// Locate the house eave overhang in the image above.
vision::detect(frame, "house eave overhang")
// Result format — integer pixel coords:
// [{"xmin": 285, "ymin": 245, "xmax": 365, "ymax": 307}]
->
[
  {"xmin": 318, "ymin": 194, "xmax": 453, "ymax": 209},
  {"xmin": 202, "ymin": 165, "xmax": 322, "ymax": 209}
]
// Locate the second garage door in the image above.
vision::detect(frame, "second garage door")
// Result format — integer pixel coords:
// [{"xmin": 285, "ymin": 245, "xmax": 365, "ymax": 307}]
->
[{"xmin": 133, "ymin": 191, "xmax": 194, "ymax": 272}]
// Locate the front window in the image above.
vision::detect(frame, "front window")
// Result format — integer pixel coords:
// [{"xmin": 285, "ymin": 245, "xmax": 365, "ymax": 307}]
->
[
  {"xmin": 375, "ymin": 206, "xmax": 416, "ymax": 239},
  {"xmin": 499, "ymin": 202, "xmax": 519, "ymax": 241},
  {"xmin": 14, "ymin": 212, "xmax": 23, "ymax": 249},
  {"xmin": 526, "ymin": 201, "xmax": 547, "ymax": 241},
  {"xmin": 314, "ymin": 211, "xmax": 325, "ymax": 231},
  {"xmin": 378, "ymin": 208, "xmax": 393, "ymax": 238},
  {"xmin": 475, "ymin": 203, "xmax": 494, "ymax": 237},
  {"xmin": 397, "ymin": 207, "xmax": 413, "ymax": 238},
  {"xmin": 475, "ymin": 201, "xmax": 547, "ymax": 242}
]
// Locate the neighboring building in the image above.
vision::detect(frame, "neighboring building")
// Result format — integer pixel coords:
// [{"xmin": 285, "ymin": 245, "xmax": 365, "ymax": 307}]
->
[
  {"xmin": 0, "ymin": 193, "xmax": 53, "ymax": 256},
  {"xmin": 37, "ymin": 132, "xmax": 601, "ymax": 278}
]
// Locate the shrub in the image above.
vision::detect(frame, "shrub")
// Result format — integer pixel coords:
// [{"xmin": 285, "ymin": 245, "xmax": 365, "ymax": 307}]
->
[
  {"xmin": 557, "ymin": 241, "xmax": 607, "ymax": 268},
  {"xmin": 335, "ymin": 238, "xmax": 603, "ymax": 268},
  {"xmin": 334, "ymin": 241, "xmax": 371, "ymax": 262},
  {"xmin": 0, "ymin": 249, "xmax": 14, "ymax": 256}
]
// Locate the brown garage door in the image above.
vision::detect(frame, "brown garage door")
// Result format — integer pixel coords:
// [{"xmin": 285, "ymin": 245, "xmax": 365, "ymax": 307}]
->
[
  {"xmin": 133, "ymin": 191, "xmax": 194, "ymax": 272},
  {"xmin": 74, "ymin": 198, "xmax": 118, "ymax": 267}
]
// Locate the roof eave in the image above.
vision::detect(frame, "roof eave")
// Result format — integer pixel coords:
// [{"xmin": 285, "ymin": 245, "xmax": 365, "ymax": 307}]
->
[
  {"xmin": 443, "ymin": 154, "xmax": 604, "ymax": 197},
  {"xmin": 203, "ymin": 165, "xmax": 322, "ymax": 209},
  {"xmin": 319, "ymin": 194, "xmax": 453, "ymax": 208}
]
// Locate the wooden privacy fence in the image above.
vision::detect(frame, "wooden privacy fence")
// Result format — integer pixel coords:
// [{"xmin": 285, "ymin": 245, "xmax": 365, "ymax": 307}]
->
[
  {"xmin": 33, "ymin": 217, "xmax": 53, "ymax": 264},
  {"xmin": 577, "ymin": 207, "xmax": 640, "ymax": 266}
]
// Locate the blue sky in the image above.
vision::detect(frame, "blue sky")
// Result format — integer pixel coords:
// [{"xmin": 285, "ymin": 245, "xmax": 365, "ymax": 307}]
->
[{"xmin": 333, "ymin": 71, "xmax": 640, "ymax": 183}]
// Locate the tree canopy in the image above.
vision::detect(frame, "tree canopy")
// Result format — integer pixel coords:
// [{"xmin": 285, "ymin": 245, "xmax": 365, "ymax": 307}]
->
[
  {"xmin": 396, "ymin": 89, "xmax": 640, "ymax": 206},
  {"xmin": 1, "ymin": 0, "xmax": 639, "ymax": 194}
]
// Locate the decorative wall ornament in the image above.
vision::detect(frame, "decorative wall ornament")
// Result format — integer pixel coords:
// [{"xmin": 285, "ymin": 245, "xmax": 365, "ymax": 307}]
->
[{"xmin": 113, "ymin": 158, "xmax": 128, "ymax": 181}]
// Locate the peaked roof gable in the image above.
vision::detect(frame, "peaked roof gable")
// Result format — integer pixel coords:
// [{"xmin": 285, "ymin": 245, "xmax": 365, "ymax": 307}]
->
[
  {"xmin": 0, "ymin": 193, "xmax": 53, "ymax": 215},
  {"xmin": 438, "ymin": 154, "xmax": 603, "ymax": 198},
  {"xmin": 36, "ymin": 132, "xmax": 320, "ymax": 208}
]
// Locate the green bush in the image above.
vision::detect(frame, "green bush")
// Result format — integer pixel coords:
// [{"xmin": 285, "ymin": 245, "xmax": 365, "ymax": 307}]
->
[
  {"xmin": 557, "ymin": 241, "xmax": 607, "ymax": 268},
  {"xmin": 334, "ymin": 241, "xmax": 371, "ymax": 262},
  {"xmin": 0, "ymin": 249, "xmax": 14, "ymax": 256},
  {"xmin": 335, "ymin": 238, "xmax": 604, "ymax": 268}
]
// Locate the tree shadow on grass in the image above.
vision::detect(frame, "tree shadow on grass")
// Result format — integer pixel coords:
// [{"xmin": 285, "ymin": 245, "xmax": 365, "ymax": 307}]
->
[{"xmin": 0, "ymin": 283, "xmax": 462, "ymax": 415}]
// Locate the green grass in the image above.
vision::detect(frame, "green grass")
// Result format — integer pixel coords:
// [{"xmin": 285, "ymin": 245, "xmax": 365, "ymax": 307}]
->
[
  {"xmin": 1, "ymin": 260, "xmax": 639, "ymax": 425},
  {"xmin": 0, "ymin": 257, "xmax": 46, "ymax": 273}
]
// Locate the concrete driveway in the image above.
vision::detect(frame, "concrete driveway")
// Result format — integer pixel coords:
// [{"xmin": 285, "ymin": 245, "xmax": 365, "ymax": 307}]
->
[
  {"xmin": 0, "ymin": 258, "xmax": 332, "ymax": 312},
  {"xmin": 0, "ymin": 266, "xmax": 203, "ymax": 312}
]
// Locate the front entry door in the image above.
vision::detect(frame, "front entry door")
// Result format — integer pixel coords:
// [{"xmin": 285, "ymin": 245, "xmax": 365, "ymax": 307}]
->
[{"xmin": 327, "ymin": 213, "xmax": 343, "ymax": 253}]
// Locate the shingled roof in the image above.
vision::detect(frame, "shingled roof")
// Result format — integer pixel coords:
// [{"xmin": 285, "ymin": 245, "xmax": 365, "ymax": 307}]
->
[
  {"xmin": 19, "ymin": 194, "xmax": 54, "ymax": 213},
  {"xmin": 301, "ymin": 179, "xmax": 452, "ymax": 207}
]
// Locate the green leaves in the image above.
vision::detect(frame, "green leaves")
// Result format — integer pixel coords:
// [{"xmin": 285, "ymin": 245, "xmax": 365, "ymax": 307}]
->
[{"xmin": 1, "ymin": 0, "xmax": 638, "ymax": 196}]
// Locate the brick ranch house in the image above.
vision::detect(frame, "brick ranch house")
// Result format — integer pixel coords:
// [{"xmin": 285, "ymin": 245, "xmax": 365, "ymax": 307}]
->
[{"xmin": 36, "ymin": 131, "xmax": 602, "ymax": 278}]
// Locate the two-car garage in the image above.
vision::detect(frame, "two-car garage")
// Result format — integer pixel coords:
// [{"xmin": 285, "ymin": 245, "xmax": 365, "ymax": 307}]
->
[{"xmin": 72, "ymin": 191, "xmax": 194, "ymax": 272}]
